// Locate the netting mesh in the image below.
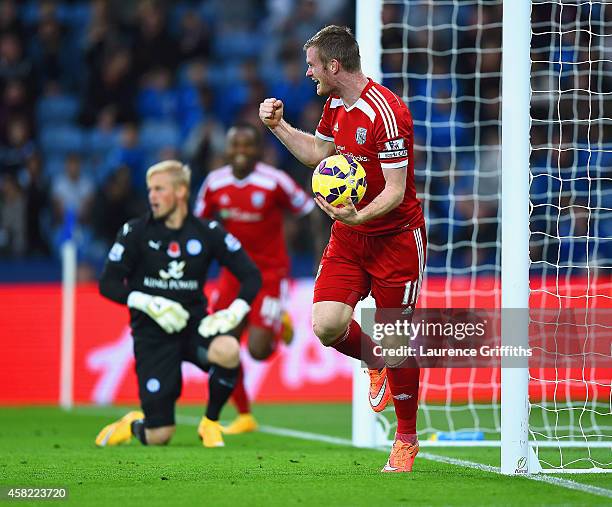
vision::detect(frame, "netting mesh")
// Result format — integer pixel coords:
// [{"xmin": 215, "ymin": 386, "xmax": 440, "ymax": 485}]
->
[
  {"xmin": 379, "ymin": 0, "xmax": 503, "ymax": 443},
  {"xmin": 528, "ymin": 0, "xmax": 612, "ymax": 470},
  {"xmin": 374, "ymin": 0, "xmax": 611, "ymax": 470}
]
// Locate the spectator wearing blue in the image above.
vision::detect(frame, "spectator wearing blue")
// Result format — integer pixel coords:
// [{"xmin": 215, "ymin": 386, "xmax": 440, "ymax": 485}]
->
[{"xmin": 51, "ymin": 152, "xmax": 94, "ymax": 229}]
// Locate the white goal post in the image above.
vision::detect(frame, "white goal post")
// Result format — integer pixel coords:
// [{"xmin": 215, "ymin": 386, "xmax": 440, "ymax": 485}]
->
[{"xmin": 353, "ymin": 0, "xmax": 612, "ymax": 474}]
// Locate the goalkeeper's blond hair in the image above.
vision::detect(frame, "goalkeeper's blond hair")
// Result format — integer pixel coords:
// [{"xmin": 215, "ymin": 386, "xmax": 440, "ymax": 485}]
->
[{"xmin": 146, "ymin": 160, "xmax": 192, "ymax": 195}]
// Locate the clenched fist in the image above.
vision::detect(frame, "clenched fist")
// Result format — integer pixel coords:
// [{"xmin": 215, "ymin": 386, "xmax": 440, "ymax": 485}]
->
[{"xmin": 259, "ymin": 98, "xmax": 284, "ymax": 129}]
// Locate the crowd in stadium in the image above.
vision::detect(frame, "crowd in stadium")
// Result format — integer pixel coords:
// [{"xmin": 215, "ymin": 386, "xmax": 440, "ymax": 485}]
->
[
  {"xmin": 0, "ymin": 0, "xmax": 352, "ymax": 277},
  {"xmin": 1, "ymin": 0, "xmax": 607, "ymax": 279}
]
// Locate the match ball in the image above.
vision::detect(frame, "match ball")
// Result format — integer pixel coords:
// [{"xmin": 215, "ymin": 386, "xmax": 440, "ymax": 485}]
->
[{"xmin": 312, "ymin": 154, "xmax": 367, "ymax": 207}]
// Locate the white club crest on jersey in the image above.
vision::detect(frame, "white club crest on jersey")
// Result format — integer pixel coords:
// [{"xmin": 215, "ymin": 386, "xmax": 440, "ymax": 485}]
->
[
  {"xmin": 355, "ymin": 127, "xmax": 367, "ymax": 145},
  {"xmin": 146, "ymin": 378, "xmax": 160, "ymax": 393},
  {"xmin": 186, "ymin": 239, "xmax": 202, "ymax": 255},
  {"xmin": 219, "ymin": 194, "xmax": 230, "ymax": 206},
  {"xmin": 251, "ymin": 191, "xmax": 265, "ymax": 209}
]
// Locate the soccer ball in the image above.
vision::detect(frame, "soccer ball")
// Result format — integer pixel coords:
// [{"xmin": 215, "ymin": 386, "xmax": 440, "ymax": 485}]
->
[{"xmin": 312, "ymin": 154, "xmax": 367, "ymax": 207}]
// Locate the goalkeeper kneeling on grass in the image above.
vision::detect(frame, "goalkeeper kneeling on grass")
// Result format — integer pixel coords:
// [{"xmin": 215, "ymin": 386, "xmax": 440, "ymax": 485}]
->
[{"xmin": 95, "ymin": 160, "xmax": 261, "ymax": 448}]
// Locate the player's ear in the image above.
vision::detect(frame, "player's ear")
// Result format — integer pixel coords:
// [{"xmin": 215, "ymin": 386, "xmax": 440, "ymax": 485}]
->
[
  {"xmin": 176, "ymin": 183, "xmax": 188, "ymax": 200},
  {"xmin": 328, "ymin": 59, "xmax": 340, "ymax": 74}
]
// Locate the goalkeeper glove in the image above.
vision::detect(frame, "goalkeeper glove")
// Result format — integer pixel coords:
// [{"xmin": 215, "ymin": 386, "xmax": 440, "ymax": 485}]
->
[
  {"xmin": 127, "ymin": 291, "xmax": 190, "ymax": 334},
  {"xmin": 198, "ymin": 299, "xmax": 250, "ymax": 338}
]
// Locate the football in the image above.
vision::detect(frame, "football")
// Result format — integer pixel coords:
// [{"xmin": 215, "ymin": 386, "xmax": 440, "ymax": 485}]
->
[{"xmin": 311, "ymin": 154, "xmax": 367, "ymax": 207}]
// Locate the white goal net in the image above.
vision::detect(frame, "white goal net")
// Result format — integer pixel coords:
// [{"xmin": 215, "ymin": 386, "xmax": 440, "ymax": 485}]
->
[{"xmin": 354, "ymin": 0, "xmax": 612, "ymax": 473}]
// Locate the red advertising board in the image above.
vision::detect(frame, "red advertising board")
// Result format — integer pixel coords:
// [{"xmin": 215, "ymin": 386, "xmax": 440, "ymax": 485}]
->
[{"xmin": 1, "ymin": 276, "xmax": 609, "ymax": 405}]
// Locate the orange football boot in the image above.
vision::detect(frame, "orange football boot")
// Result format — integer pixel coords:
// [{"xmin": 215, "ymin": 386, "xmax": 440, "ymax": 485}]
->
[
  {"xmin": 368, "ymin": 367, "xmax": 390, "ymax": 412},
  {"xmin": 381, "ymin": 439, "xmax": 419, "ymax": 473}
]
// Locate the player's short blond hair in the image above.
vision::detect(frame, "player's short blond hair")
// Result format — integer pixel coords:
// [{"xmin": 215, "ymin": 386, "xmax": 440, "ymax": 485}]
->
[
  {"xmin": 304, "ymin": 25, "xmax": 361, "ymax": 72},
  {"xmin": 146, "ymin": 160, "xmax": 191, "ymax": 192}
]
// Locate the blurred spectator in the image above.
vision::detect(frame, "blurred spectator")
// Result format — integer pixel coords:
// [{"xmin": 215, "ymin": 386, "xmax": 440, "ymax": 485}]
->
[
  {"xmin": 177, "ymin": 9, "xmax": 211, "ymax": 63},
  {"xmin": 0, "ymin": 0, "xmax": 24, "ymax": 40},
  {"xmin": 88, "ymin": 105, "xmax": 120, "ymax": 177},
  {"xmin": 131, "ymin": 1, "xmax": 177, "ymax": 74},
  {"xmin": 0, "ymin": 33, "xmax": 33, "ymax": 86},
  {"xmin": 268, "ymin": 59, "xmax": 316, "ymax": 124},
  {"xmin": 51, "ymin": 153, "xmax": 94, "ymax": 227},
  {"xmin": 83, "ymin": 47, "xmax": 136, "ymax": 125},
  {"xmin": 0, "ymin": 172, "xmax": 26, "ymax": 256},
  {"xmin": 18, "ymin": 152, "xmax": 50, "ymax": 256},
  {"xmin": 0, "ymin": 115, "xmax": 35, "ymax": 173},
  {"xmin": 91, "ymin": 165, "xmax": 144, "ymax": 248},
  {"xmin": 137, "ymin": 67, "xmax": 179, "ymax": 121},
  {"xmin": 0, "ymin": 80, "xmax": 33, "ymax": 138},
  {"xmin": 102, "ymin": 122, "xmax": 146, "ymax": 189},
  {"xmin": 30, "ymin": 17, "xmax": 74, "ymax": 91}
]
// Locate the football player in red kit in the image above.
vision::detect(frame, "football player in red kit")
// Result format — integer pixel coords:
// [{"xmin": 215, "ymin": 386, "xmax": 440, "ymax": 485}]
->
[
  {"xmin": 195, "ymin": 123, "xmax": 315, "ymax": 434},
  {"xmin": 259, "ymin": 26, "xmax": 426, "ymax": 472}
]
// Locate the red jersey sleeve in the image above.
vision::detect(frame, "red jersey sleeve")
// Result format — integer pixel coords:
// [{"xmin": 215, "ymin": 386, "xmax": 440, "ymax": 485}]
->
[
  {"xmin": 194, "ymin": 175, "xmax": 216, "ymax": 218},
  {"xmin": 315, "ymin": 96, "xmax": 335, "ymax": 142},
  {"xmin": 372, "ymin": 92, "xmax": 412, "ymax": 170},
  {"xmin": 274, "ymin": 170, "xmax": 315, "ymax": 217}
]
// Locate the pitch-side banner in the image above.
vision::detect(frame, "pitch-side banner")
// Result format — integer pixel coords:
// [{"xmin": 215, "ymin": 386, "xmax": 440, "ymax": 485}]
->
[
  {"xmin": 1, "ymin": 278, "xmax": 608, "ymax": 404},
  {"xmin": 0, "ymin": 280, "xmax": 354, "ymax": 404}
]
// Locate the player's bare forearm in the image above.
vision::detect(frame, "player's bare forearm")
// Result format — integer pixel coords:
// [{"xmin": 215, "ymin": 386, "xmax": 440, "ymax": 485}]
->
[
  {"xmin": 272, "ymin": 120, "xmax": 333, "ymax": 167},
  {"xmin": 354, "ymin": 184, "xmax": 405, "ymax": 222},
  {"xmin": 259, "ymin": 98, "xmax": 334, "ymax": 167},
  {"xmin": 315, "ymin": 167, "xmax": 406, "ymax": 225}
]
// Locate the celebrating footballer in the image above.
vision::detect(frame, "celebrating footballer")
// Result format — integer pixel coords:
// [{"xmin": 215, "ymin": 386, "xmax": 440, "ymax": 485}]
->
[{"xmin": 259, "ymin": 25, "xmax": 426, "ymax": 473}]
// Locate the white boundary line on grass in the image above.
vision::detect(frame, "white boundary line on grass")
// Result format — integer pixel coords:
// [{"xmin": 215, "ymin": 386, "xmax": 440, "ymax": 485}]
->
[
  {"xmin": 84, "ymin": 409, "xmax": 612, "ymax": 500},
  {"xmin": 175, "ymin": 416, "xmax": 612, "ymax": 500}
]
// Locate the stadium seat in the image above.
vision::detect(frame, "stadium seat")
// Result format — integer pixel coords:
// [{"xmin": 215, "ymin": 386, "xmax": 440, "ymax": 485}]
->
[
  {"xmin": 36, "ymin": 95, "xmax": 80, "ymax": 126},
  {"xmin": 39, "ymin": 125, "xmax": 85, "ymax": 156},
  {"xmin": 139, "ymin": 121, "xmax": 181, "ymax": 152},
  {"xmin": 86, "ymin": 128, "xmax": 120, "ymax": 158}
]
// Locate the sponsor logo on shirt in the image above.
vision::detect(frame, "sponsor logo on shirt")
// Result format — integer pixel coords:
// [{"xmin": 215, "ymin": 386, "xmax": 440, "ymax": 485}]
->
[
  {"xmin": 336, "ymin": 149, "xmax": 369, "ymax": 163},
  {"xmin": 355, "ymin": 127, "xmax": 367, "ymax": 145},
  {"xmin": 148, "ymin": 240, "xmax": 161, "ymax": 250},
  {"xmin": 333, "ymin": 122, "xmax": 339, "ymax": 132},
  {"xmin": 220, "ymin": 208, "xmax": 263, "ymax": 222},
  {"xmin": 144, "ymin": 260, "xmax": 198, "ymax": 290},
  {"xmin": 378, "ymin": 150, "xmax": 408, "ymax": 159},
  {"xmin": 159, "ymin": 260, "xmax": 185, "ymax": 280}
]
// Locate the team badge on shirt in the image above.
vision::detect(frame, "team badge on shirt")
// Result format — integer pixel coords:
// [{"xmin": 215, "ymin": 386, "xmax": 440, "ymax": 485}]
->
[
  {"xmin": 355, "ymin": 127, "xmax": 367, "ymax": 145},
  {"xmin": 251, "ymin": 191, "xmax": 265, "ymax": 209},
  {"xmin": 186, "ymin": 239, "xmax": 202, "ymax": 255},
  {"xmin": 167, "ymin": 241, "xmax": 181, "ymax": 258}
]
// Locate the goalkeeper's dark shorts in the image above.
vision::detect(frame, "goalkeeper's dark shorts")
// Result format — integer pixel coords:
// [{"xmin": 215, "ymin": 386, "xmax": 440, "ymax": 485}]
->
[{"xmin": 132, "ymin": 326, "xmax": 230, "ymax": 429}]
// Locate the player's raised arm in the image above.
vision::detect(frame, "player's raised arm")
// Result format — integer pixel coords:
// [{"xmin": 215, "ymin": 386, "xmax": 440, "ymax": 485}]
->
[{"xmin": 259, "ymin": 97, "xmax": 335, "ymax": 167}]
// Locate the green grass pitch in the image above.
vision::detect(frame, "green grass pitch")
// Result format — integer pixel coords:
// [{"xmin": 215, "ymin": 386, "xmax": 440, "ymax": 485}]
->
[{"xmin": 1, "ymin": 404, "xmax": 611, "ymax": 506}]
